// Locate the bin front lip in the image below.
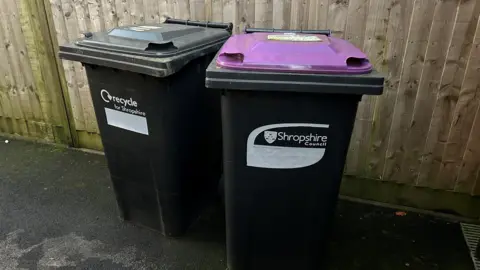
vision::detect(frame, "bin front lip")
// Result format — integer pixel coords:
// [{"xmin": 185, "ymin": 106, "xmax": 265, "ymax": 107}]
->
[
  {"xmin": 206, "ymin": 77, "xmax": 384, "ymax": 95},
  {"xmin": 59, "ymin": 39, "xmax": 228, "ymax": 77},
  {"xmin": 206, "ymin": 60, "xmax": 384, "ymax": 96}
]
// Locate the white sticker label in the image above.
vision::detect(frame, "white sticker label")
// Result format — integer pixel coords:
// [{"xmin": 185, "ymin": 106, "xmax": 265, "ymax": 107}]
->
[
  {"xmin": 101, "ymin": 89, "xmax": 148, "ymax": 135},
  {"xmin": 247, "ymin": 123, "xmax": 329, "ymax": 169},
  {"xmin": 129, "ymin": 25, "xmax": 162, "ymax": 32},
  {"xmin": 267, "ymin": 34, "xmax": 322, "ymax": 42},
  {"xmin": 105, "ymin": 108, "xmax": 149, "ymax": 135}
]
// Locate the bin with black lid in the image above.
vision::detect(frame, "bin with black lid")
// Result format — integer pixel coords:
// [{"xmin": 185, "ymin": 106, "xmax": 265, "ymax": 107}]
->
[
  {"xmin": 206, "ymin": 29, "xmax": 384, "ymax": 269},
  {"xmin": 59, "ymin": 19, "xmax": 232, "ymax": 237}
]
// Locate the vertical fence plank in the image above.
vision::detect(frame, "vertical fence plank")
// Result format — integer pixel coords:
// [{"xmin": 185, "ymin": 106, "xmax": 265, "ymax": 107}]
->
[
  {"xmin": 18, "ymin": 0, "xmax": 46, "ymax": 139},
  {"xmin": 459, "ymin": 25, "xmax": 480, "ymax": 195},
  {"xmin": 398, "ymin": 0, "xmax": 459, "ymax": 186},
  {"xmin": 344, "ymin": 0, "xmax": 374, "ymax": 175},
  {"xmin": 6, "ymin": 0, "xmax": 38, "ymax": 126},
  {"xmin": 101, "ymin": 0, "xmax": 118, "ymax": 29},
  {"xmin": 419, "ymin": 0, "xmax": 480, "ymax": 189},
  {"xmin": 42, "ymin": 0, "xmax": 79, "ymax": 146},
  {"xmin": 87, "ymin": 0, "xmax": 106, "ymax": 31},
  {"xmin": 255, "ymin": 0, "xmax": 273, "ymax": 28},
  {"xmin": 114, "ymin": 0, "xmax": 132, "ymax": 25},
  {"xmin": 7, "ymin": 0, "xmax": 42, "ymax": 136},
  {"xmin": 307, "ymin": 0, "xmax": 329, "ymax": 29},
  {"xmin": 460, "ymin": 98, "xmax": 480, "ymax": 195},
  {"xmin": 190, "ymin": 0, "xmax": 205, "ymax": 21},
  {"xmin": 344, "ymin": 0, "xmax": 368, "ymax": 47},
  {"xmin": 468, "ymin": 104, "xmax": 480, "ymax": 195},
  {"xmin": 437, "ymin": 15, "xmax": 480, "ymax": 190},
  {"xmin": 0, "ymin": 0, "xmax": 29, "ymax": 136},
  {"xmin": 131, "ymin": 0, "xmax": 146, "ymax": 24},
  {"xmin": 363, "ymin": 0, "xmax": 415, "ymax": 179},
  {"xmin": 383, "ymin": 0, "xmax": 436, "ymax": 182},
  {"xmin": 212, "ymin": 0, "xmax": 223, "ymax": 21},
  {"xmin": 0, "ymin": 1, "xmax": 16, "ymax": 135},
  {"xmin": 17, "ymin": 0, "xmax": 74, "ymax": 143},
  {"xmin": 272, "ymin": 0, "xmax": 290, "ymax": 29},
  {"xmin": 144, "ymin": 0, "xmax": 160, "ymax": 23},
  {"xmin": 455, "ymin": 19, "xmax": 480, "ymax": 193},
  {"xmin": 159, "ymin": 0, "xmax": 168, "ymax": 19},
  {"xmin": 238, "ymin": 0, "xmax": 255, "ymax": 32},
  {"xmin": 290, "ymin": 0, "xmax": 308, "ymax": 30},
  {"xmin": 174, "ymin": 0, "xmax": 190, "ymax": 19},
  {"xmin": 205, "ymin": 0, "xmax": 212, "ymax": 21},
  {"xmin": 51, "ymin": 0, "xmax": 86, "ymax": 132},
  {"xmin": 73, "ymin": 0, "xmax": 100, "ymax": 134},
  {"xmin": 34, "ymin": 0, "xmax": 74, "ymax": 143},
  {"xmin": 346, "ymin": 0, "xmax": 388, "ymax": 176},
  {"xmin": 223, "ymin": 0, "xmax": 236, "ymax": 28},
  {"xmin": 327, "ymin": 0, "xmax": 349, "ymax": 38}
]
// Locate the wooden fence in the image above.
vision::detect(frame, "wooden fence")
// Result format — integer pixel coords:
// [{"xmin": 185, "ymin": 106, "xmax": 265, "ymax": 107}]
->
[
  {"xmin": 2, "ymin": 0, "xmax": 480, "ymax": 202},
  {"xmin": 0, "ymin": 0, "xmax": 73, "ymax": 145}
]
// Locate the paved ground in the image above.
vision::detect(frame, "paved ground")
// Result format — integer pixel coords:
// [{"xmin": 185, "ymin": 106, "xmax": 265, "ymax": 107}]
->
[{"xmin": 0, "ymin": 137, "xmax": 475, "ymax": 270}]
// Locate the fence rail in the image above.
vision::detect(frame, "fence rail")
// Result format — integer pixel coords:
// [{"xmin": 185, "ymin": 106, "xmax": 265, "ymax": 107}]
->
[{"xmin": 1, "ymin": 0, "xmax": 480, "ymax": 197}]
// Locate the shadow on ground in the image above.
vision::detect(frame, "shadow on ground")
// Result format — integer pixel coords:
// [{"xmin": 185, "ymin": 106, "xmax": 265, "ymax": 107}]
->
[{"xmin": 0, "ymin": 138, "xmax": 474, "ymax": 269}]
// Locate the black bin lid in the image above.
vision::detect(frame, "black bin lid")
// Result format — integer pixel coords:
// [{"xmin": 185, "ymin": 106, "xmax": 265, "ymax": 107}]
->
[{"xmin": 59, "ymin": 20, "xmax": 231, "ymax": 77}]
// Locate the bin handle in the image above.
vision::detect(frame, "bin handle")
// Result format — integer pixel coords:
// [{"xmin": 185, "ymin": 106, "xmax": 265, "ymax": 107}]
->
[
  {"xmin": 244, "ymin": 28, "xmax": 331, "ymax": 36},
  {"xmin": 164, "ymin": 17, "xmax": 233, "ymax": 34}
]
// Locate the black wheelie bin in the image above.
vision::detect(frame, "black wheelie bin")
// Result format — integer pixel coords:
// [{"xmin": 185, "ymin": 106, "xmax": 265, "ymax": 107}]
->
[
  {"xmin": 206, "ymin": 28, "xmax": 384, "ymax": 269},
  {"xmin": 59, "ymin": 18, "xmax": 232, "ymax": 237}
]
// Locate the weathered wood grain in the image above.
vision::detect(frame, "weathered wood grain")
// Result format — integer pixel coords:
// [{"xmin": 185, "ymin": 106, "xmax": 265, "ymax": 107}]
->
[
  {"xmin": 190, "ymin": 0, "xmax": 206, "ymax": 21},
  {"xmin": 272, "ymin": 0, "xmax": 291, "ymax": 29},
  {"xmin": 211, "ymin": 0, "xmax": 223, "ymax": 22},
  {"xmin": 143, "ymin": 0, "xmax": 160, "ymax": 23},
  {"xmin": 460, "ymin": 99, "xmax": 480, "ymax": 195},
  {"xmin": 0, "ymin": 2, "xmax": 16, "ymax": 135},
  {"xmin": 308, "ymin": 0, "xmax": 329, "ymax": 29},
  {"xmin": 174, "ymin": 0, "xmax": 190, "ymax": 19},
  {"xmin": 100, "ymin": 0, "xmax": 117, "ymax": 29},
  {"xmin": 131, "ymin": 0, "xmax": 146, "ymax": 24},
  {"xmin": 42, "ymin": 0, "xmax": 79, "ymax": 146},
  {"xmin": 222, "ymin": 0, "xmax": 236, "ymax": 27},
  {"xmin": 439, "ymin": 14, "xmax": 480, "ymax": 190},
  {"xmin": 327, "ymin": 0, "xmax": 349, "ymax": 38},
  {"xmin": 51, "ymin": 0, "xmax": 86, "ymax": 132},
  {"xmin": 290, "ymin": 0, "xmax": 308, "ymax": 30},
  {"xmin": 255, "ymin": 0, "xmax": 273, "ymax": 28},
  {"xmin": 399, "ymin": 0, "xmax": 459, "ymax": 185},
  {"xmin": 238, "ymin": 0, "xmax": 255, "ymax": 32},
  {"xmin": 114, "ymin": 0, "xmax": 132, "ymax": 25},
  {"xmin": 383, "ymin": 0, "xmax": 437, "ymax": 183},
  {"xmin": 0, "ymin": 0, "xmax": 29, "ymax": 136},
  {"xmin": 344, "ymin": 0, "xmax": 368, "ymax": 48},
  {"xmin": 1, "ymin": 0, "xmax": 480, "ymax": 194},
  {"xmin": 363, "ymin": 0, "xmax": 415, "ymax": 179},
  {"xmin": 346, "ymin": 0, "xmax": 389, "ymax": 177},
  {"xmin": 419, "ymin": 0, "xmax": 480, "ymax": 190}
]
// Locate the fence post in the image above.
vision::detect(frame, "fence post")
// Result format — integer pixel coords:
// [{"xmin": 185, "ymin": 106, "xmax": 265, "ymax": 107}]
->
[{"xmin": 18, "ymin": 0, "xmax": 79, "ymax": 147}]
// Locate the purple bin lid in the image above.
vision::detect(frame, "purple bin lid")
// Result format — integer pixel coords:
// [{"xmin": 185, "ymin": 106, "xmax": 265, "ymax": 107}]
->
[{"xmin": 216, "ymin": 32, "xmax": 372, "ymax": 74}]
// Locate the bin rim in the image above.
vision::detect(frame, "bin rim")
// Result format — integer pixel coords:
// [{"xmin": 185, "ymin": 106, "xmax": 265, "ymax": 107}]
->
[
  {"xmin": 59, "ymin": 19, "xmax": 231, "ymax": 77},
  {"xmin": 206, "ymin": 53, "xmax": 385, "ymax": 95}
]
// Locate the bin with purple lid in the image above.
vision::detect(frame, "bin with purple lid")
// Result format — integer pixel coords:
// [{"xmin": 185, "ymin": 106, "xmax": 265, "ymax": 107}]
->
[{"xmin": 206, "ymin": 29, "xmax": 384, "ymax": 270}]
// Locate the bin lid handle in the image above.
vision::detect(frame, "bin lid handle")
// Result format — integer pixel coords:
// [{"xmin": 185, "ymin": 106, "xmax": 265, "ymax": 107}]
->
[
  {"xmin": 244, "ymin": 28, "xmax": 331, "ymax": 36},
  {"xmin": 145, "ymin": 42, "xmax": 177, "ymax": 52}
]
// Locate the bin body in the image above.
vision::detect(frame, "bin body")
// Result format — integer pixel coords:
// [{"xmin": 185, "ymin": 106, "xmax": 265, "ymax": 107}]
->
[
  {"xmin": 60, "ymin": 21, "xmax": 231, "ymax": 236},
  {"xmin": 206, "ymin": 32, "xmax": 384, "ymax": 269}
]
